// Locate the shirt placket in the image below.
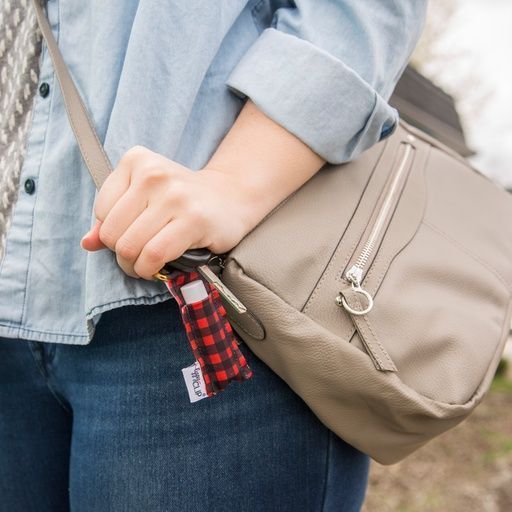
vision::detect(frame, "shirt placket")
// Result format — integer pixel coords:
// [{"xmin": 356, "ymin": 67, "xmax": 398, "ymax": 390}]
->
[{"xmin": 0, "ymin": 0, "xmax": 58, "ymax": 336}]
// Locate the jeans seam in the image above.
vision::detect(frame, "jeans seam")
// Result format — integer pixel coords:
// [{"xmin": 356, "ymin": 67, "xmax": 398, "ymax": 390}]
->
[
  {"xmin": 27, "ymin": 342, "xmax": 73, "ymax": 416},
  {"xmin": 320, "ymin": 429, "xmax": 333, "ymax": 512}
]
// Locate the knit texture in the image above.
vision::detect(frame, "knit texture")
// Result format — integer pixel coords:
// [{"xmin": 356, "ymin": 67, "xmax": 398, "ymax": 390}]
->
[{"xmin": 0, "ymin": 0, "xmax": 42, "ymax": 263}]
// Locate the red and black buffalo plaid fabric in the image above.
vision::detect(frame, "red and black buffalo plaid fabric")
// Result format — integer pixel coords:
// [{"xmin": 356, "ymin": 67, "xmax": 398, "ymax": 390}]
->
[{"xmin": 163, "ymin": 269, "xmax": 253, "ymax": 397}]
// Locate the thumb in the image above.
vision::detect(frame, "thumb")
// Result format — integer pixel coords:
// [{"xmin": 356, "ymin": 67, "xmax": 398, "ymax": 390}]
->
[{"xmin": 80, "ymin": 220, "xmax": 106, "ymax": 251}]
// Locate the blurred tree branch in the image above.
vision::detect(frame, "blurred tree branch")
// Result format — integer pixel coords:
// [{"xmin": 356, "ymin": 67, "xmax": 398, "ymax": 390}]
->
[{"xmin": 410, "ymin": 0, "xmax": 493, "ymax": 126}]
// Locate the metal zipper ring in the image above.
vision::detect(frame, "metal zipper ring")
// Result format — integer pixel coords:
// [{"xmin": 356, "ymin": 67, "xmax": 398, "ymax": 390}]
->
[{"xmin": 340, "ymin": 288, "xmax": 374, "ymax": 316}]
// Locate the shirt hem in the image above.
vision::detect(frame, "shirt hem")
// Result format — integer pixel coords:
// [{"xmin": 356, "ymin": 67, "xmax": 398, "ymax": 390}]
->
[
  {"xmin": 0, "ymin": 292, "xmax": 173, "ymax": 345},
  {"xmin": 0, "ymin": 322, "xmax": 89, "ymax": 345}
]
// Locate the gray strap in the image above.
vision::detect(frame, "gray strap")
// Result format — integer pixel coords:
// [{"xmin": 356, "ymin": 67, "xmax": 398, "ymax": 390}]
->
[{"xmin": 31, "ymin": 0, "xmax": 112, "ymax": 190}]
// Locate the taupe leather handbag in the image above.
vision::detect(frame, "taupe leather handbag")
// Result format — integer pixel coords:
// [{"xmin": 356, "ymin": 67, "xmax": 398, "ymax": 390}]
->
[{"xmin": 34, "ymin": 0, "xmax": 512, "ymax": 465}]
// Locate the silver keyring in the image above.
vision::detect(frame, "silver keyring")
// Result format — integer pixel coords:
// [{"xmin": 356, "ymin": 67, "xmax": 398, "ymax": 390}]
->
[{"xmin": 341, "ymin": 288, "xmax": 374, "ymax": 316}]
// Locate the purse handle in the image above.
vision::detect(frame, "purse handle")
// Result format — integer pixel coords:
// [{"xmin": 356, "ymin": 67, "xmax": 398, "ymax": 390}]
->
[{"xmin": 31, "ymin": 0, "xmax": 213, "ymax": 273}]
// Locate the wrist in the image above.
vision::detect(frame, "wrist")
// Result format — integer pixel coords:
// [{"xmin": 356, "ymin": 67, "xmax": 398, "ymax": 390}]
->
[
  {"xmin": 199, "ymin": 99, "xmax": 325, "ymax": 237},
  {"xmin": 198, "ymin": 165, "xmax": 271, "ymax": 235}
]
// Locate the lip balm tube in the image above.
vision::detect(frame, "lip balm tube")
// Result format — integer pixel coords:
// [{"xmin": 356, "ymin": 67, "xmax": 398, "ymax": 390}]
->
[{"xmin": 180, "ymin": 279, "xmax": 208, "ymax": 305}]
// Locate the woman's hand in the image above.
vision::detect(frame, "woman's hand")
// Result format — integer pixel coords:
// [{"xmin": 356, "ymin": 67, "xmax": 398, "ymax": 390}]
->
[
  {"xmin": 80, "ymin": 147, "xmax": 257, "ymax": 280},
  {"xmin": 80, "ymin": 100, "xmax": 325, "ymax": 280}
]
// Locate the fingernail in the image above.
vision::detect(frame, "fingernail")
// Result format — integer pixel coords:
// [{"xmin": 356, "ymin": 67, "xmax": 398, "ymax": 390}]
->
[{"xmin": 80, "ymin": 233, "xmax": 89, "ymax": 248}]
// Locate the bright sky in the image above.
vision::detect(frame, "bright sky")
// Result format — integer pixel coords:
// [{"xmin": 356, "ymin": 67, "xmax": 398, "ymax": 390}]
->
[{"xmin": 415, "ymin": 0, "xmax": 512, "ymax": 188}]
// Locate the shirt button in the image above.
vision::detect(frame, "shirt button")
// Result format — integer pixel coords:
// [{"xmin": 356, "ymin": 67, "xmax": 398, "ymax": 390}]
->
[
  {"xmin": 39, "ymin": 82, "xmax": 50, "ymax": 98},
  {"xmin": 24, "ymin": 178, "xmax": 36, "ymax": 195}
]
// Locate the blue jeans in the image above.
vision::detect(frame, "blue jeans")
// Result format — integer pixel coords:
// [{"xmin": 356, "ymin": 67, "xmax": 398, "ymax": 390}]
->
[{"xmin": 0, "ymin": 299, "xmax": 370, "ymax": 511}]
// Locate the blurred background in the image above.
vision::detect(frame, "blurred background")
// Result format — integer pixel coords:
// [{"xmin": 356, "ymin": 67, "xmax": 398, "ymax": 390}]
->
[{"xmin": 363, "ymin": 1, "xmax": 512, "ymax": 510}]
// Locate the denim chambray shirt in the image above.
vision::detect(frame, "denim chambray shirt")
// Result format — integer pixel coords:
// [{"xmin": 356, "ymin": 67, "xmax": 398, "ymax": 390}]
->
[{"xmin": 0, "ymin": 0, "xmax": 427, "ymax": 345}]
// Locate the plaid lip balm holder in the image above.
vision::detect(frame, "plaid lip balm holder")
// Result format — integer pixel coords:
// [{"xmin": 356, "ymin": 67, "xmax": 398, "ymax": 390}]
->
[{"xmin": 157, "ymin": 267, "xmax": 254, "ymax": 399}]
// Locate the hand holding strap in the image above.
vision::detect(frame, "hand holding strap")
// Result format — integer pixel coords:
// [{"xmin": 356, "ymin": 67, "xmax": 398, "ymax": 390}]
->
[{"xmin": 31, "ymin": 0, "xmax": 214, "ymax": 271}]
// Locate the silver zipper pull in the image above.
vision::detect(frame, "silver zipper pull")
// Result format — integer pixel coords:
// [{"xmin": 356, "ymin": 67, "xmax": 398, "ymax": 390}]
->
[
  {"xmin": 335, "ymin": 265, "xmax": 374, "ymax": 315},
  {"xmin": 196, "ymin": 264, "xmax": 247, "ymax": 314}
]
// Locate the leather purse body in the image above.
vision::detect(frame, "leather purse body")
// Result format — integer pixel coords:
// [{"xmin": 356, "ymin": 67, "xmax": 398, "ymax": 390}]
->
[{"xmin": 221, "ymin": 120, "xmax": 512, "ymax": 464}]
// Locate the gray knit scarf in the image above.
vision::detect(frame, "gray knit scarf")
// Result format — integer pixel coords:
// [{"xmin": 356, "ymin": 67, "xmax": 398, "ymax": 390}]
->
[{"xmin": 0, "ymin": 0, "xmax": 42, "ymax": 263}]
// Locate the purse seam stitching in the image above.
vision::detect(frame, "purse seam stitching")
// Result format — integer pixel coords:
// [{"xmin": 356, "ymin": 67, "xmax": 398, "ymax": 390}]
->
[{"xmin": 422, "ymin": 218, "xmax": 511, "ymax": 292}]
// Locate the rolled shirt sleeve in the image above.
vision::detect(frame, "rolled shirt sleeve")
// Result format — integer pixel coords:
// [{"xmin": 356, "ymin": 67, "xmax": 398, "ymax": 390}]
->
[{"xmin": 225, "ymin": 0, "xmax": 428, "ymax": 164}]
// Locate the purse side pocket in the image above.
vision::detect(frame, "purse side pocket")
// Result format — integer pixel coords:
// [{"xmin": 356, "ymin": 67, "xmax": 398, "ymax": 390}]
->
[{"xmin": 355, "ymin": 218, "xmax": 511, "ymax": 403}]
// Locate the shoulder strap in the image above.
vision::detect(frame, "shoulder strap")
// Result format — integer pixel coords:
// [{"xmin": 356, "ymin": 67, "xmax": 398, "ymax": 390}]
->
[{"xmin": 31, "ymin": 0, "xmax": 112, "ymax": 190}]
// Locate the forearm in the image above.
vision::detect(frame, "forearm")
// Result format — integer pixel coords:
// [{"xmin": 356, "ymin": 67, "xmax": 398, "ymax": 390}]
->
[{"xmin": 202, "ymin": 99, "xmax": 326, "ymax": 234}]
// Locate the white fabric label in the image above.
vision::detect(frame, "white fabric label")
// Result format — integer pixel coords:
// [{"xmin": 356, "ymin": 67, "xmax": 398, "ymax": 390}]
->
[{"xmin": 181, "ymin": 360, "xmax": 208, "ymax": 403}]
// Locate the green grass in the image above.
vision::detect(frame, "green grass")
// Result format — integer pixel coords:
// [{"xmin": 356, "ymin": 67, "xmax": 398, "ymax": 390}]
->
[
  {"xmin": 481, "ymin": 435, "xmax": 512, "ymax": 465},
  {"xmin": 490, "ymin": 374, "xmax": 512, "ymax": 394}
]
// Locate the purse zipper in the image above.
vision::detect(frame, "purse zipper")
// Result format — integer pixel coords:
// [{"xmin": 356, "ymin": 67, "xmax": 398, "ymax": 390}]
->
[{"xmin": 336, "ymin": 141, "xmax": 416, "ymax": 316}]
